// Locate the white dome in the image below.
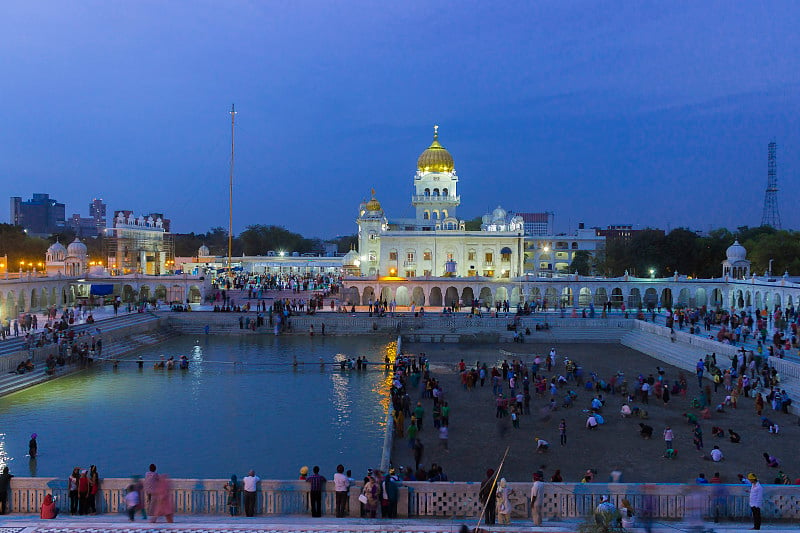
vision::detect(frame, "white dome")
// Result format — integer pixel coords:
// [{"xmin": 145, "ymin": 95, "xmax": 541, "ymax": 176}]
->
[
  {"xmin": 198, "ymin": 244, "xmax": 210, "ymax": 256},
  {"xmin": 511, "ymin": 215, "xmax": 524, "ymax": 224},
  {"xmin": 342, "ymin": 249, "xmax": 360, "ymax": 266},
  {"xmin": 726, "ymin": 240, "xmax": 747, "ymax": 261},
  {"xmin": 48, "ymin": 241, "xmax": 67, "ymax": 255},
  {"xmin": 481, "ymin": 213, "xmax": 492, "ymax": 225},
  {"xmin": 67, "ymin": 238, "xmax": 88, "ymax": 257},
  {"xmin": 492, "ymin": 205, "xmax": 507, "ymax": 222}
]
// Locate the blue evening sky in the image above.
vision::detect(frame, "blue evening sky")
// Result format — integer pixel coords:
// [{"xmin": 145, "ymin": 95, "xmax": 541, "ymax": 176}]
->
[{"xmin": 1, "ymin": 1, "xmax": 798, "ymax": 237}]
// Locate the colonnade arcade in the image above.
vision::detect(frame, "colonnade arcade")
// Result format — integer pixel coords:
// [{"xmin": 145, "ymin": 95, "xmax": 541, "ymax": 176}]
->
[
  {"xmin": 0, "ymin": 278, "xmax": 204, "ymax": 320},
  {"xmin": 342, "ymin": 278, "xmax": 800, "ymax": 313}
]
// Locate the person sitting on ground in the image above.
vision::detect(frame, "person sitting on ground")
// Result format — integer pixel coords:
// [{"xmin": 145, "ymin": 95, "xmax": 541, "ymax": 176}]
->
[
  {"xmin": 711, "ymin": 426, "xmax": 725, "ymax": 438},
  {"xmin": 620, "ymin": 404, "xmax": 632, "ymax": 418},
  {"xmin": 684, "ymin": 412, "xmax": 698, "ymax": 425},
  {"xmin": 619, "ymin": 498, "xmax": 635, "ymax": 529},
  {"xmin": 728, "ymin": 429, "xmax": 741, "ymax": 443},
  {"xmin": 638, "ymin": 423, "xmax": 653, "ymax": 439},
  {"xmin": 769, "ymin": 423, "xmax": 780, "ymax": 434},
  {"xmin": 695, "ymin": 473, "xmax": 709, "ymax": 484},
  {"xmin": 535, "ymin": 437, "xmax": 549, "ymax": 453},
  {"xmin": 773, "ymin": 471, "xmax": 791, "ymax": 485},
  {"xmin": 586, "ymin": 414, "xmax": 599, "ymax": 430},
  {"xmin": 581, "ymin": 470, "xmax": 595, "ymax": 483},
  {"xmin": 40, "ymin": 493, "xmax": 58, "ymax": 519},
  {"xmin": 663, "ymin": 448, "xmax": 678, "ymax": 459},
  {"xmin": 763, "ymin": 452, "xmax": 780, "ymax": 467},
  {"xmin": 591, "ymin": 395, "xmax": 604, "ymax": 411},
  {"xmin": 703, "ymin": 445, "xmax": 724, "ymax": 462},
  {"xmin": 594, "ymin": 495, "xmax": 619, "ymax": 532}
]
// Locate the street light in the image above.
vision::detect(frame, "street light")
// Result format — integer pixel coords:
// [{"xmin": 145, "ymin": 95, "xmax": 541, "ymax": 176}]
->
[{"xmin": 649, "ymin": 268, "xmax": 655, "ymax": 278}]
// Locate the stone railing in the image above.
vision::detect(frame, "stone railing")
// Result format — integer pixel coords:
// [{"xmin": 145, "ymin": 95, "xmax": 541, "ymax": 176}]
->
[
  {"xmin": 5, "ymin": 478, "xmax": 799, "ymax": 521},
  {"xmin": 405, "ymin": 481, "xmax": 800, "ymax": 521}
]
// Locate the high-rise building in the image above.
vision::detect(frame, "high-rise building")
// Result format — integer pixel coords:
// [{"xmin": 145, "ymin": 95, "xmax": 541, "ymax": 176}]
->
[
  {"xmin": 68, "ymin": 198, "xmax": 107, "ymax": 237},
  {"xmin": 516, "ymin": 212, "xmax": 554, "ymax": 236},
  {"xmin": 9, "ymin": 193, "xmax": 66, "ymax": 237}
]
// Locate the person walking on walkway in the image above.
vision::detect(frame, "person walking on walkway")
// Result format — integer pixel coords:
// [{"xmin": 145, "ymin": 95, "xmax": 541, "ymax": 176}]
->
[
  {"xmin": 143, "ymin": 464, "xmax": 158, "ymax": 517},
  {"xmin": 242, "ymin": 469, "xmax": 260, "ymax": 517}
]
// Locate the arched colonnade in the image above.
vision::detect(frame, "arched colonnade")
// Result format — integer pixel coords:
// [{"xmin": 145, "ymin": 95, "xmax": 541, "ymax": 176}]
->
[{"xmin": 342, "ymin": 279, "xmax": 800, "ymax": 313}]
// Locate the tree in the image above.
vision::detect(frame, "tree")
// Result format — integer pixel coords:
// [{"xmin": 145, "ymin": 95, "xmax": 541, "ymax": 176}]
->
[
  {"xmin": 663, "ymin": 228, "xmax": 700, "ymax": 277},
  {"xmin": 464, "ymin": 216, "xmax": 482, "ymax": 231},
  {"xmin": 570, "ymin": 250, "xmax": 592, "ymax": 275},
  {"xmin": 238, "ymin": 225, "xmax": 313, "ymax": 256},
  {"xmin": 330, "ymin": 234, "xmax": 358, "ymax": 253}
]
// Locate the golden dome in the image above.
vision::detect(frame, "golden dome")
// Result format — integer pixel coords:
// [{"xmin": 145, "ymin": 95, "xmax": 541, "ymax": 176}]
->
[
  {"xmin": 417, "ymin": 125, "xmax": 454, "ymax": 173},
  {"xmin": 365, "ymin": 188, "xmax": 382, "ymax": 211}
]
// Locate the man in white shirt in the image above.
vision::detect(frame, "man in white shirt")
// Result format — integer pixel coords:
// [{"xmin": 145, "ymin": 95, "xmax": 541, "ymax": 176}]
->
[
  {"xmin": 333, "ymin": 464, "xmax": 350, "ymax": 518},
  {"xmin": 748, "ymin": 473, "xmax": 763, "ymax": 530},
  {"xmin": 710, "ymin": 446, "xmax": 724, "ymax": 462},
  {"xmin": 242, "ymin": 469, "xmax": 260, "ymax": 517}
]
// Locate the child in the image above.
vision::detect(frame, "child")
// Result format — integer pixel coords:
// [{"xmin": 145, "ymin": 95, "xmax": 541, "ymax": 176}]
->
[{"xmin": 125, "ymin": 484, "xmax": 139, "ymax": 521}]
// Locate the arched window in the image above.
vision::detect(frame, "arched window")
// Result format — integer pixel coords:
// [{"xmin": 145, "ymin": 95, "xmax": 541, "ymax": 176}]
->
[
  {"xmin": 442, "ymin": 209, "xmax": 448, "ymax": 218},
  {"xmin": 433, "ymin": 211, "xmax": 439, "ymax": 219},
  {"xmin": 442, "ymin": 188, "xmax": 449, "ymax": 197},
  {"xmin": 424, "ymin": 188, "xmax": 430, "ymax": 196},
  {"xmin": 423, "ymin": 211, "xmax": 430, "ymax": 220},
  {"xmin": 433, "ymin": 188, "xmax": 440, "ymax": 196}
]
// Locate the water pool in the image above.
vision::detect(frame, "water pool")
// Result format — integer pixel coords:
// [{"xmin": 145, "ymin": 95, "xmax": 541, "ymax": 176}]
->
[{"xmin": 0, "ymin": 335, "xmax": 395, "ymax": 480}]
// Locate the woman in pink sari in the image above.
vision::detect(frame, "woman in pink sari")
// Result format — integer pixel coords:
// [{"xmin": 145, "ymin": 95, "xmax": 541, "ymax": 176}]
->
[{"xmin": 149, "ymin": 474, "xmax": 174, "ymax": 523}]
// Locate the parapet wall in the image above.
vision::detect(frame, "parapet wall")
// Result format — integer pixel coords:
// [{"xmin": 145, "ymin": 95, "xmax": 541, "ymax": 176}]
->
[{"xmin": 5, "ymin": 477, "xmax": 797, "ymax": 521}]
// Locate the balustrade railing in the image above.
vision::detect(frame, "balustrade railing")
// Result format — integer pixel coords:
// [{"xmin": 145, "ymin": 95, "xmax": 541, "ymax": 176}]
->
[{"xmin": 5, "ymin": 478, "xmax": 798, "ymax": 520}]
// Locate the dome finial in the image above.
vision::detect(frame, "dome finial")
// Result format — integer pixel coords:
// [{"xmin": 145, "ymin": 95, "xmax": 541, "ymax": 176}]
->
[{"xmin": 433, "ymin": 124, "xmax": 439, "ymax": 140}]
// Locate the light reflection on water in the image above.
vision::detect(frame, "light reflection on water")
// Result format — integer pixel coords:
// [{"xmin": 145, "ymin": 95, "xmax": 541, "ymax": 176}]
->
[{"xmin": 0, "ymin": 336, "xmax": 394, "ymax": 479}]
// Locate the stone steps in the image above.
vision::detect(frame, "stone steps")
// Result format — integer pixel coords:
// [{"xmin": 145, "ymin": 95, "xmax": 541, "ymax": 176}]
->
[
  {"xmin": 621, "ymin": 329, "xmax": 800, "ymax": 415},
  {"xmin": 0, "ymin": 322, "xmax": 179, "ymax": 398}
]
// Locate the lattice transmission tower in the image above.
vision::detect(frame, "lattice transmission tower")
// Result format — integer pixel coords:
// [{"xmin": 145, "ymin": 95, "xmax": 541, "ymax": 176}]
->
[{"xmin": 760, "ymin": 141, "xmax": 781, "ymax": 229}]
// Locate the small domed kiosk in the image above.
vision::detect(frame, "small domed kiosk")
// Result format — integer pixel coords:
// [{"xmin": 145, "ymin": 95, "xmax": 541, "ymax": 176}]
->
[{"xmin": 722, "ymin": 240, "xmax": 750, "ymax": 279}]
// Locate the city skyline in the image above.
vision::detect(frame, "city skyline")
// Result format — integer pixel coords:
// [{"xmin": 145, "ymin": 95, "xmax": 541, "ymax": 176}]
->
[{"xmin": 1, "ymin": 2, "xmax": 798, "ymax": 237}]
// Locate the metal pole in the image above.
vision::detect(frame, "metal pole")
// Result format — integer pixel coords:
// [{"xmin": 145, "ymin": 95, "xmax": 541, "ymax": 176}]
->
[{"xmin": 228, "ymin": 104, "xmax": 237, "ymax": 281}]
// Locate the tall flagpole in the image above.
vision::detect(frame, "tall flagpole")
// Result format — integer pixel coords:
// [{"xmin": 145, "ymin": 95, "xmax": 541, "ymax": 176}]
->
[{"xmin": 228, "ymin": 103, "xmax": 237, "ymax": 281}]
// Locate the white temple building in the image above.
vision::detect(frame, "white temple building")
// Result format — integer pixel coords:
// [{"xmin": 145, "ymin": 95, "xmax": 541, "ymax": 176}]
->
[{"xmin": 354, "ymin": 127, "xmax": 525, "ymax": 279}]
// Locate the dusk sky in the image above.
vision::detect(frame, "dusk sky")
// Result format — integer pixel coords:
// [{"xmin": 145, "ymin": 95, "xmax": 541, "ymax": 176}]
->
[{"xmin": 2, "ymin": 2, "xmax": 798, "ymax": 238}]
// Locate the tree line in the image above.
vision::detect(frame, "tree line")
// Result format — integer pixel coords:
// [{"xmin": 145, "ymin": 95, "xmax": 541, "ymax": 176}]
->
[
  {"xmin": 571, "ymin": 225, "xmax": 800, "ymax": 278},
  {"xmin": 0, "ymin": 223, "xmax": 357, "ymax": 268},
  {"xmin": 2, "ymin": 220, "xmax": 796, "ymax": 278}
]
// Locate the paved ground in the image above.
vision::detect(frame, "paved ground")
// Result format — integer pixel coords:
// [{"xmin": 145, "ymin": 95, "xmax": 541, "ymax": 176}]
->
[
  {"xmin": 392, "ymin": 342, "xmax": 800, "ymax": 484},
  {"xmin": 0, "ymin": 514, "xmax": 793, "ymax": 532}
]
